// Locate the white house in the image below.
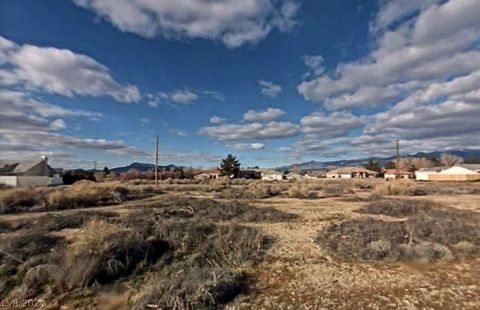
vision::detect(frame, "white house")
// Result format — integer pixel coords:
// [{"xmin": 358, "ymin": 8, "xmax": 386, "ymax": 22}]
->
[
  {"xmin": 429, "ymin": 165, "xmax": 480, "ymax": 182},
  {"xmin": 415, "ymin": 166, "xmax": 447, "ymax": 181},
  {"xmin": 284, "ymin": 172, "xmax": 305, "ymax": 180},
  {"xmin": 383, "ymin": 169, "xmax": 415, "ymax": 180},
  {"xmin": 326, "ymin": 167, "xmax": 377, "ymax": 179},
  {"xmin": 258, "ymin": 169, "xmax": 284, "ymax": 181},
  {"xmin": 0, "ymin": 157, "xmax": 62, "ymax": 187}
]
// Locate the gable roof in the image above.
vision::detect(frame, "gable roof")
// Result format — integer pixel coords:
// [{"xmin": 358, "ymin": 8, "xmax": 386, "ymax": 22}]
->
[
  {"xmin": 0, "ymin": 160, "xmax": 50, "ymax": 175},
  {"xmin": 327, "ymin": 166, "xmax": 377, "ymax": 174},
  {"xmin": 439, "ymin": 166, "xmax": 480, "ymax": 175}
]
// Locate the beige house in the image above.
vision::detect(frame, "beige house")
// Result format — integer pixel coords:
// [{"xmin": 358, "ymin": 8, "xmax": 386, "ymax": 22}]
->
[
  {"xmin": 414, "ymin": 166, "xmax": 447, "ymax": 181},
  {"xmin": 428, "ymin": 165, "xmax": 480, "ymax": 182},
  {"xmin": 194, "ymin": 170, "xmax": 222, "ymax": 180},
  {"xmin": 383, "ymin": 169, "xmax": 415, "ymax": 180},
  {"xmin": 326, "ymin": 166, "xmax": 377, "ymax": 179},
  {"xmin": 0, "ymin": 157, "xmax": 62, "ymax": 187},
  {"xmin": 257, "ymin": 169, "xmax": 284, "ymax": 181}
]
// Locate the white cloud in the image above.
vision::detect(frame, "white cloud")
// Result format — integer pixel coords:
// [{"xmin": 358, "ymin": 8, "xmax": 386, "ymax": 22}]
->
[
  {"xmin": 259, "ymin": 80, "xmax": 282, "ymax": 98},
  {"xmin": 74, "ymin": 0, "xmax": 299, "ymax": 48},
  {"xmin": 243, "ymin": 107, "xmax": 285, "ymax": 122},
  {"xmin": 169, "ymin": 128, "xmax": 188, "ymax": 137},
  {"xmin": 209, "ymin": 115, "xmax": 227, "ymax": 124},
  {"xmin": 303, "ymin": 55, "xmax": 325, "ymax": 78},
  {"xmin": 298, "ymin": 0, "xmax": 480, "ymax": 108},
  {"xmin": 0, "ymin": 36, "xmax": 140, "ymax": 103},
  {"xmin": 199, "ymin": 121, "xmax": 299, "ymax": 141},
  {"xmin": 49, "ymin": 119, "xmax": 67, "ymax": 130},
  {"xmin": 227, "ymin": 143, "xmax": 265, "ymax": 151},
  {"xmin": 300, "ymin": 112, "xmax": 365, "ymax": 138},
  {"xmin": 0, "ymin": 89, "xmax": 147, "ymax": 160}
]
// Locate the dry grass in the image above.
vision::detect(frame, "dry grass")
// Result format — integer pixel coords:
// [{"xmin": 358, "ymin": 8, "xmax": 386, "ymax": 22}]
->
[
  {"xmin": 0, "ymin": 182, "xmax": 163, "ymax": 214},
  {"xmin": 317, "ymin": 199, "xmax": 480, "ymax": 262},
  {"xmin": 373, "ymin": 180, "xmax": 425, "ymax": 196},
  {"xmin": 287, "ymin": 182, "xmax": 317, "ymax": 199},
  {"xmin": 215, "ymin": 182, "xmax": 280, "ymax": 199}
]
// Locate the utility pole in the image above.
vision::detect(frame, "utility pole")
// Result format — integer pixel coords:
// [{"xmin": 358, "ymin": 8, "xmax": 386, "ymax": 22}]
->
[
  {"xmin": 155, "ymin": 135, "xmax": 159, "ymax": 187},
  {"xmin": 396, "ymin": 139, "xmax": 400, "ymax": 177},
  {"xmin": 93, "ymin": 161, "xmax": 97, "ymax": 171}
]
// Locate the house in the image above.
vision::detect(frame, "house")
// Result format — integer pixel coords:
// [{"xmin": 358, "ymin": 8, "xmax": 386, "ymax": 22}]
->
[
  {"xmin": 415, "ymin": 166, "xmax": 447, "ymax": 181},
  {"xmin": 383, "ymin": 169, "xmax": 415, "ymax": 180},
  {"xmin": 304, "ymin": 171, "xmax": 326, "ymax": 179},
  {"xmin": 194, "ymin": 170, "xmax": 222, "ymax": 180},
  {"xmin": 284, "ymin": 172, "xmax": 305, "ymax": 180},
  {"xmin": 428, "ymin": 165, "xmax": 480, "ymax": 182},
  {"xmin": 257, "ymin": 169, "xmax": 284, "ymax": 181},
  {"xmin": 326, "ymin": 166, "xmax": 377, "ymax": 179},
  {"xmin": 239, "ymin": 170, "xmax": 261, "ymax": 179},
  {"xmin": 0, "ymin": 157, "xmax": 62, "ymax": 187}
]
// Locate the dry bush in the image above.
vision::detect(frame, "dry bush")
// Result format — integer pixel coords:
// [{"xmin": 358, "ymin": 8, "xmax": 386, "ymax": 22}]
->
[
  {"xmin": 0, "ymin": 188, "xmax": 44, "ymax": 214},
  {"xmin": 0, "ymin": 183, "xmax": 163, "ymax": 214},
  {"xmin": 287, "ymin": 182, "xmax": 317, "ymax": 199},
  {"xmin": 206, "ymin": 179, "xmax": 230, "ymax": 192},
  {"xmin": 354, "ymin": 179, "xmax": 374, "ymax": 190},
  {"xmin": 373, "ymin": 180, "xmax": 425, "ymax": 196},
  {"xmin": 318, "ymin": 200, "xmax": 480, "ymax": 262},
  {"xmin": 215, "ymin": 182, "xmax": 280, "ymax": 199},
  {"xmin": 1, "ymin": 211, "xmax": 118, "ymax": 233},
  {"xmin": 50, "ymin": 220, "xmax": 168, "ymax": 291},
  {"xmin": 357, "ymin": 199, "xmax": 437, "ymax": 218},
  {"xmin": 126, "ymin": 197, "xmax": 297, "ymax": 223}
]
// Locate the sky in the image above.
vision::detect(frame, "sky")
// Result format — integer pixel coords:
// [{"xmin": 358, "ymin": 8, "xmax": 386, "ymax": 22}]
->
[{"xmin": 1, "ymin": 0, "xmax": 480, "ymax": 169}]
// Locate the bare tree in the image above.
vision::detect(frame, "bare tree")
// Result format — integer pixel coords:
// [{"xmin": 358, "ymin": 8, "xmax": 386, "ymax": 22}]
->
[{"xmin": 440, "ymin": 153, "xmax": 463, "ymax": 167}]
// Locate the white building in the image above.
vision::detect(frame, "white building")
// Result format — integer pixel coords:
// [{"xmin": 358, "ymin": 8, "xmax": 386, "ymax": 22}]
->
[
  {"xmin": 415, "ymin": 166, "xmax": 447, "ymax": 181},
  {"xmin": 383, "ymin": 169, "xmax": 415, "ymax": 180},
  {"xmin": 326, "ymin": 167, "xmax": 377, "ymax": 179},
  {"xmin": 259, "ymin": 169, "xmax": 284, "ymax": 181},
  {"xmin": 0, "ymin": 158, "xmax": 62, "ymax": 187},
  {"xmin": 429, "ymin": 165, "xmax": 480, "ymax": 182}
]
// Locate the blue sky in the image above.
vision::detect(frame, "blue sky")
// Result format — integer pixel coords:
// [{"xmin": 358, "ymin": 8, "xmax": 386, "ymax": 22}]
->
[{"xmin": 1, "ymin": 0, "xmax": 480, "ymax": 169}]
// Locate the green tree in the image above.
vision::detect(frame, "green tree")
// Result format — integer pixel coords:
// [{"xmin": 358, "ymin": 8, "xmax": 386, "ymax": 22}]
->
[
  {"xmin": 364, "ymin": 159, "xmax": 381, "ymax": 172},
  {"xmin": 384, "ymin": 161, "xmax": 396, "ymax": 169},
  {"xmin": 219, "ymin": 154, "xmax": 241, "ymax": 178},
  {"xmin": 103, "ymin": 166, "xmax": 110, "ymax": 176}
]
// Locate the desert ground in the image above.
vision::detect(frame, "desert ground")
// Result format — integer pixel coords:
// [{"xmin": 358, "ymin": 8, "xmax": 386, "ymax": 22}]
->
[{"xmin": 1, "ymin": 178, "xmax": 480, "ymax": 309}]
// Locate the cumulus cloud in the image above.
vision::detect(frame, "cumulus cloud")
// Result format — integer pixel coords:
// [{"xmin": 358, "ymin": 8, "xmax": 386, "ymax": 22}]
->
[
  {"xmin": 73, "ymin": 0, "xmax": 299, "ymax": 48},
  {"xmin": 300, "ymin": 112, "xmax": 365, "ymax": 138},
  {"xmin": 148, "ymin": 88, "xmax": 223, "ymax": 106},
  {"xmin": 259, "ymin": 80, "xmax": 282, "ymax": 98},
  {"xmin": 243, "ymin": 107, "xmax": 285, "ymax": 122},
  {"xmin": 298, "ymin": 0, "xmax": 480, "ymax": 107},
  {"xmin": 0, "ymin": 89, "xmax": 147, "ymax": 160},
  {"xmin": 209, "ymin": 115, "xmax": 227, "ymax": 124},
  {"xmin": 227, "ymin": 143, "xmax": 265, "ymax": 151},
  {"xmin": 302, "ymin": 55, "xmax": 325, "ymax": 78},
  {"xmin": 199, "ymin": 121, "xmax": 299, "ymax": 141},
  {"xmin": 0, "ymin": 36, "xmax": 140, "ymax": 103}
]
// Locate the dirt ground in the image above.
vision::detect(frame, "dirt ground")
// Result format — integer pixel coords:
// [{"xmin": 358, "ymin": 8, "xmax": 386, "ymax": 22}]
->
[
  {"xmin": 238, "ymin": 194, "xmax": 480, "ymax": 309},
  {"xmin": 1, "ymin": 180, "xmax": 480, "ymax": 309}
]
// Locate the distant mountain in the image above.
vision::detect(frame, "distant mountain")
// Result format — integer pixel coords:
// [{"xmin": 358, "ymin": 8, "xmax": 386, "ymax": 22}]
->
[
  {"xmin": 277, "ymin": 149, "xmax": 480, "ymax": 171},
  {"xmin": 110, "ymin": 162, "xmax": 179, "ymax": 173}
]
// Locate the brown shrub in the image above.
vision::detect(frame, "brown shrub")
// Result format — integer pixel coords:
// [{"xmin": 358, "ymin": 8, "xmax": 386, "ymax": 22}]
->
[
  {"xmin": 215, "ymin": 182, "xmax": 280, "ymax": 199},
  {"xmin": 317, "ymin": 201, "xmax": 480, "ymax": 262},
  {"xmin": 0, "ymin": 188, "xmax": 44, "ymax": 214},
  {"xmin": 373, "ymin": 180, "xmax": 425, "ymax": 196},
  {"xmin": 287, "ymin": 182, "xmax": 317, "ymax": 199}
]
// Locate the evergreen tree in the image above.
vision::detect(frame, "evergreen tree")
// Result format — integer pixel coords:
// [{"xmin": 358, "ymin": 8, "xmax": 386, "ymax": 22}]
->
[
  {"xmin": 103, "ymin": 166, "xmax": 110, "ymax": 176},
  {"xmin": 364, "ymin": 159, "xmax": 381, "ymax": 172},
  {"xmin": 219, "ymin": 154, "xmax": 241, "ymax": 178}
]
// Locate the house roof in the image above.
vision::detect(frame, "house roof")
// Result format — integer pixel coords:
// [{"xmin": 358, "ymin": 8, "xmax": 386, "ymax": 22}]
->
[
  {"xmin": 194, "ymin": 169, "xmax": 220, "ymax": 175},
  {"xmin": 439, "ymin": 166, "xmax": 480, "ymax": 175},
  {"xmin": 0, "ymin": 160, "xmax": 47, "ymax": 175},
  {"xmin": 383, "ymin": 169, "xmax": 414, "ymax": 175},
  {"xmin": 327, "ymin": 166, "xmax": 377, "ymax": 174},
  {"xmin": 459, "ymin": 164, "xmax": 480, "ymax": 171},
  {"xmin": 416, "ymin": 166, "xmax": 448, "ymax": 172}
]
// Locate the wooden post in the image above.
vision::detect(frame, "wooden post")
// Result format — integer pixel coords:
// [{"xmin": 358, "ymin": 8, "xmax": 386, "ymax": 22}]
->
[
  {"xmin": 155, "ymin": 135, "xmax": 159, "ymax": 187},
  {"xmin": 396, "ymin": 139, "xmax": 400, "ymax": 178}
]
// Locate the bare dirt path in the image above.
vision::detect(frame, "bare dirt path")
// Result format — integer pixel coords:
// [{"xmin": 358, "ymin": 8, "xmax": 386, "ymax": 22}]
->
[{"xmin": 238, "ymin": 196, "xmax": 480, "ymax": 309}]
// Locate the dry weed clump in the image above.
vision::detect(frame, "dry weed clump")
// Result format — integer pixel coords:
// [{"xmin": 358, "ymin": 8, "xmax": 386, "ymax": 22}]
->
[
  {"xmin": 49, "ymin": 220, "xmax": 168, "ymax": 291},
  {"xmin": 317, "ymin": 199, "xmax": 480, "ymax": 262},
  {"xmin": 373, "ymin": 180, "xmax": 425, "ymax": 196},
  {"xmin": 0, "ymin": 183, "xmax": 162, "ymax": 214},
  {"xmin": 215, "ymin": 182, "xmax": 280, "ymax": 199},
  {"xmin": 287, "ymin": 182, "xmax": 317, "ymax": 199},
  {"xmin": 127, "ymin": 196, "xmax": 297, "ymax": 223}
]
